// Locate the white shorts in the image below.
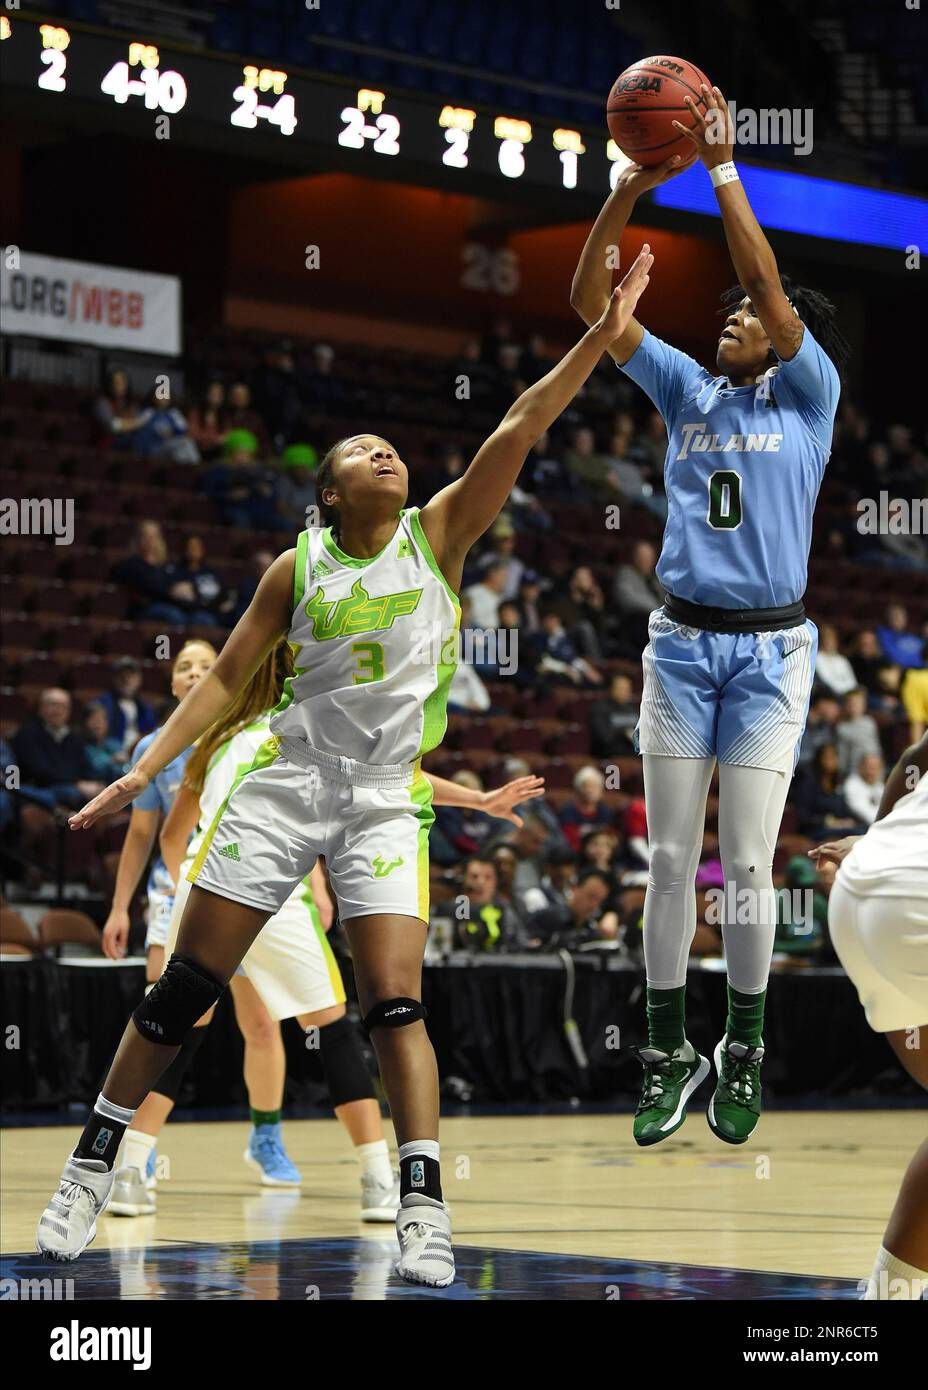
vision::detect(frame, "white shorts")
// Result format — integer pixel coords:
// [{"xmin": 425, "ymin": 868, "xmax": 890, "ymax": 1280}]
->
[
  {"xmin": 145, "ymin": 889, "xmax": 174, "ymax": 949},
  {"xmin": 167, "ymin": 873, "xmax": 346, "ymax": 1022},
  {"xmin": 187, "ymin": 735, "xmax": 434, "ymax": 924},
  {"xmin": 829, "ymin": 878, "xmax": 928, "ymax": 1033}
]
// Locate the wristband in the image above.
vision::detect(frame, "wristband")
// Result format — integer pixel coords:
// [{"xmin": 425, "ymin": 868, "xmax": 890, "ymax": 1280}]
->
[{"xmin": 709, "ymin": 161, "xmax": 739, "ymax": 188}]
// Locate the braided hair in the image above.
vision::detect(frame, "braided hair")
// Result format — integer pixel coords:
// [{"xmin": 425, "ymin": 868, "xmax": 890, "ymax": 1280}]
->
[{"xmin": 720, "ymin": 275, "xmax": 851, "ymax": 381}]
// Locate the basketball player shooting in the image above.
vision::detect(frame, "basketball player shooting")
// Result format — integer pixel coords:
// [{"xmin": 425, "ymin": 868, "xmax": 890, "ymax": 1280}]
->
[{"xmin": 571, "ymin": 83, "xmax": 850, "ymax": 1147}]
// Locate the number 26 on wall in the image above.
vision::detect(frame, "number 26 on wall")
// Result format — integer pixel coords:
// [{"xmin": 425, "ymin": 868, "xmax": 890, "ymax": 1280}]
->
[{"xmin": 460, "ymin": 245, "xmax": 520, "ymax": 296}]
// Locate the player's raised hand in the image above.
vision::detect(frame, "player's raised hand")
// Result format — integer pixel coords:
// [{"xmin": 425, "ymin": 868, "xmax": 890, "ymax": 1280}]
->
[
  {"xmin": 481, "ymin": 774, "xmax": 546, "ymax": 826},
  {"xmin": 807, "ymin": 835, "xmax": 861, "ymax": 887},
  {"xmin": 673, "ymin": 84, "xmax": 734, "ymax": 169},
  {"xmin": 595, "ymin": 244, "xmax": 653, "ymax": 343},
  {"xmin": 68, "ymin": 769, "xmax": 150, "ymax": 830},
  {"xmin": 615, "ymin": 151, "xmax": 697, "ymax": 197}
]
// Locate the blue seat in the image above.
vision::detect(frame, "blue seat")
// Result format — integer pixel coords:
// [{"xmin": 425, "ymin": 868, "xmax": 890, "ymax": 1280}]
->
[
  {"xmin": 210, "ymin": 12, "xmax": 246, "ymax": 55},
  {"xmin": 317, "ymin": 0, "xmax": 354, "ymax": 38},
  {"xmin": 248, "ymin": 18, "xmax": 284, "ymax": 61}
]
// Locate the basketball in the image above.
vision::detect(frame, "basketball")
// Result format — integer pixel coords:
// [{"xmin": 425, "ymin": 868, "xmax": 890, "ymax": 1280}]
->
[{"xmin": 607, "ymin": 54, "xmax": 713, "ymax": 166}]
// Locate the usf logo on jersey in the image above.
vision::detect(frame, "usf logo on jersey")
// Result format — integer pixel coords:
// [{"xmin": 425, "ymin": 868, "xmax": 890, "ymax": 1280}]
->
[
  {"xmin": 305, "ymin": 577, "xmax": 422, "ymax": 639},
  {"xmin": 372, "ymin": 853, "xmax": 404, "ymax": 878}
]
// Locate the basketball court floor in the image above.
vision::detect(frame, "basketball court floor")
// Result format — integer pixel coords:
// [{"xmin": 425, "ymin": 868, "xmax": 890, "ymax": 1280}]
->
[{"xmin": 2, "ymin": 1110, "xmax": 921, "ymax": 1299}]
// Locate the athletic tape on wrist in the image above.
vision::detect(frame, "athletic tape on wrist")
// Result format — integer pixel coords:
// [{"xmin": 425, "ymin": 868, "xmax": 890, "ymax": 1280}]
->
[{"xmin": 710, "ymin": 161, "xmax": 739, "ymax": 188}]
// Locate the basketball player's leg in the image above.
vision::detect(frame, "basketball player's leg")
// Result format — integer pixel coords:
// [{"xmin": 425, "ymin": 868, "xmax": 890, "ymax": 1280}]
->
[
  {"xmin": 634, "ymin": 753, "xmax": 715, "ymax": 1146},
  {"xmin": 706, "ymin": 761, "xmax": 793, "ymax": 1143},
  {"xmin": 861, "ymin": 1033, "xmax": 928, "ymax": 1299},
  {"xmin": 36, "ymin": 888, "xmax": 270, "ymax": 1260},
  {"xmin": 230, "ymin": 975, "xmax": 302, "ymax": 1186},
  {"xmin": 345, "ymin": 911, "xmax": 452, "ymax": 1284}
]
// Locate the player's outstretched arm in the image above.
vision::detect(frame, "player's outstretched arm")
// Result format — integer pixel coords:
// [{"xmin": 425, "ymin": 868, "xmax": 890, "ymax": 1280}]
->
[
  {"xmin": 420, "ymin": 247, "xmax": 653, "ymax": 578},
  {"xmin": 570, "ymin": 155, "xmax": 691, "ymax": 364},
  {"xmin": 427, "ymin": 771, "xmax": 545, "ymax": 826},
  {"xmin": 673, "ymin": 84, "xmax": 802, "ymax": 360},
  {"xmin": 69, "ymin": 551, "xmax": 296, "ymax": 829}
]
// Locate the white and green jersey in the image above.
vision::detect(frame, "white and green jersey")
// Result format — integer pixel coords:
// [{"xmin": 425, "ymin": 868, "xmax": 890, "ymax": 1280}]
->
[
  {"xmin": 184, "ymin": 715, "xmax": 319, "ymax": 922},
  {"xmin": 270, "ymin": 507, "xmax": 461, "ymax": 767}
]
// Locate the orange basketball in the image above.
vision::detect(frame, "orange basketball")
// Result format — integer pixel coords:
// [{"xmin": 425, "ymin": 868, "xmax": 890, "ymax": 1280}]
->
[{"xmin": 606, "ymin": 55, "xmax": 713, "ymax": 166}]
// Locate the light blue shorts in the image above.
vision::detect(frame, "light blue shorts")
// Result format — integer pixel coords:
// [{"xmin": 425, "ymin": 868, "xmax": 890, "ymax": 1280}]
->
[{"xmin": 636, "ymin": 609, "xmax": 818, "ymax": 772}]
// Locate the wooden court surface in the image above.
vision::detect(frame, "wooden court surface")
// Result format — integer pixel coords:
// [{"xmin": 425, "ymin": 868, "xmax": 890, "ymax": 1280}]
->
[{"xmin": 1, "ymin": 1111, "xmax": 921, "ymax": 1280}]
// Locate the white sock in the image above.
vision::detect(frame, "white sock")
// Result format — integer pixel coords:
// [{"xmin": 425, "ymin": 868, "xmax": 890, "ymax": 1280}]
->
[
  {"xmin": 122, "ymin": 1129, "xmax": 157, "ymax": 1176},
  {"xmin": 399, "ymin": 1139, "xmax": 440, "ymax": 1163},
  {"xmin": 861, "ymin": 1245, "xmax": 928, "ymax": 1300},
  {"xmin": 356, "ymin": 1139, "xmax": 393, "ymax": 1186}
]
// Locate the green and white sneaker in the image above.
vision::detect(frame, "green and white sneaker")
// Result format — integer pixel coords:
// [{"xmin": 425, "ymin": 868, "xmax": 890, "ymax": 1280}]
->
[
  {"xmin": 632, "ymin": 1041, "xmax": 710, "ymax": 1147},
  {"xmin": 707, "ymin": 1035, "xmax": 764, "ymax": 1144}
]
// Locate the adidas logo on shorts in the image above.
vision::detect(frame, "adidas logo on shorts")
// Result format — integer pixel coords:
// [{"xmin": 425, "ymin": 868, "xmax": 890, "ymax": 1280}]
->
[{"xmin": 218, "ymin": 843, "xmax": 241, "ymax": 861}]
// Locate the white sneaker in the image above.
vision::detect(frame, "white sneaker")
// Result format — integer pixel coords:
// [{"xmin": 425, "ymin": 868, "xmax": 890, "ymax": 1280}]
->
[
  {"xmin": 108, "ymin": 1165, "xmax": 157, "ymax": 1217},
  {"xmin": 361, "ymin": 1170, "xmax": 400, "ymax": 1222},
  {"xmin": 395, "ymin": 1194, "xmax": 455, "ymax": 1288},
  {"xmin": 36, "ymin": 1153, "xmax": 115, "ymax": 1261}
]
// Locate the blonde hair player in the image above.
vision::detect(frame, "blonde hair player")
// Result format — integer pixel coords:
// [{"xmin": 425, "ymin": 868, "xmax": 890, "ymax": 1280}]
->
[
  {"xmin": 36, "ymin": 247, "xmax": 652, "ymax": 1287},
  {"xmin": 811, "ymin": 732, "xmax": 928, "ymax": 1302}
]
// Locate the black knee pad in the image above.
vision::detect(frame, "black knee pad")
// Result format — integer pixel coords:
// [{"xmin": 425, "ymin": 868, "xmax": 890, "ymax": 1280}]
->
[
  {"xmin": 132, "ymin": 955, "xmax": 224, "ymax": 1047},
  {"xmin": 363, "ymin": 997, "xmax": 427, "ymax": 1032},
  {"xmin": 317, "ymin": 1015, "xmax": 376, "ymax": 1107}
]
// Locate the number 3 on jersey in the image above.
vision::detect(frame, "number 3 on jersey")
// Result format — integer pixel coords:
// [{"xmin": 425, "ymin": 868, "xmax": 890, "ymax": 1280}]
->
[
  {"xmin": 352, "ymin": 641, "xmax": 385, "ymax": 684},
  {"xmin": 707, "ymin": 469, "xmax": 743, "ymax": 530}
]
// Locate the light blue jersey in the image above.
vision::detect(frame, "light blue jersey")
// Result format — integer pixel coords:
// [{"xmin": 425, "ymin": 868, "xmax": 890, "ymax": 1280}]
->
[
  {"xmin": 131, "ymin": 732, "xmax": 190, "ymax": 900},
  {"xmin": 620, "ymin": 327, "xmax": 840, "ymax": 608}
]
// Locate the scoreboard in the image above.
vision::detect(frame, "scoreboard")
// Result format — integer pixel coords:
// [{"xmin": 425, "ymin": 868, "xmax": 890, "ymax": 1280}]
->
[{"xmin": 1, "ymin": 15, "xmax": 631, "ymax": 203}]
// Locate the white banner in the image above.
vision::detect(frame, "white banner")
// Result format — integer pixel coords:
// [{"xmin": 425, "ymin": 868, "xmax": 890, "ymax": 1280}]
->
[{"xmin": 1, "ymin": 250, "xmax": 181, "ymax": 355}]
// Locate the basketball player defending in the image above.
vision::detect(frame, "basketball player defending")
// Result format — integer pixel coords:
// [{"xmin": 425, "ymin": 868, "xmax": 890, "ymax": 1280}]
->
[
  {"xmin": 571, "ymin": 85, "xmax": 847, "ymax": 1146},
  {"xmin": 36, "ymin": 247, "xmax": 653, "ymax": 1287}
]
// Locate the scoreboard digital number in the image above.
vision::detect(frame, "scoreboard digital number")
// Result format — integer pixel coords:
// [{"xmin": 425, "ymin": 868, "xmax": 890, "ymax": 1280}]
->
[{"xmin": 3, "ymin": 15, "xmax": 633, "ymax": 198}]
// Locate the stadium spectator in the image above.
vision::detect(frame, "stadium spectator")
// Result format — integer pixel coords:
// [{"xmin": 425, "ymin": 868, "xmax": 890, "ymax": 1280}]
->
[
  {"xmin": 499, "ymin": 756, "xmax": 567, "ymax": 853},
  {"xmin": 526, "ymin": 869, "xmax": 619, "ymax": 951},
  {"xmin": 223, "ymin": 380, "xmax": 269, "ymax": 450},
  {"xmin": 773, "ymin": 856, "xmax": 828, "ymax": 960},
  {"xmin": 622, "ymin": 797, "xmax": 650, "ymax": 871},
  {"xmin": 176, "ymin": 535, "xmax": 229, "ymax": 625},
  {"xmin": 488, "ymin": 814, "xmax": 549, "ymax": 901},
  {"xmin": 201, "ymin": 430, "xmax": 286, "ymax": 531},
  {"xmin": 465, "ymin": 561, "xmax": 508, "ymax": 629},
  {"xmin": 531, "ymin": 609, "xmax": 601, "ymax": 687},
  {"xmin": 797, "ymin": 692, "xmax": 842, "ymax": 768},
  {"xmin": 113, "ymin": 520, "xmax": 216, "ymax": 626},
  {"xmin": 251, "ymin": 339, "xmax": 303, "ymax": 448},
  {"xmin": 96, "ymin": 657, "xmax": 158, "ymax": 759},
  {"xmin": 80, "ymin": 702, "xmax": 126, "ymax": 782},
  {"xmin": 275, "ymin": 443, "xmax": 318, "ymax": 528},
  {"xmin": 835, "ymin": 687, "xmax": 883, "ymax": 778},
  {"xmin": 902, "ymin": 659, "xmax": 928, "ymax": 740},
  {"xmin": 563, "ymin": 425, "xmax": 611, "ymax": 496},
  {"xmin": 842, "ymin": 752, "xmax": 886, "ymax": 826},
  {"xmin": 12, "ymin": 689, "xmax": 104, "ymax": 811},
  {"xmin": 525, "ymin": 432, "xmax": 571, "ymax": 499},
  {"xmin": 0, "ymin": 736, "xmax": 15, "ymax": 834},
  {"xmin": 815, "ymin": 623, "xmax": 858, "ymax": 697},
  {"xmin": 612, "ymin": 541, "xmax": 663, "ymax": 651},
  {"xmin": 517, "ymin": 571, "xmax": 544, "ymax": 637},
  {"xmin": 870, "ymin": 500, "xmax": 928, "ymax": 571},
  {"xmin": 479, "ymin": 515, "xmax": 524, "ymax": 599},
  {"xmin": 303, "ymin": 343, "xmax": 347, "ymax": 418},
  {"xmin": 224, "ymin": 548, "xmax": 275, "ymax": 626},
  {"xmin": 564, "ymin": 566, "xmax": 606, "ymax": 661},
  {"xmin": 850, "ymin": 628, "xmax": 896, "ymax": 696},
  {"xmin": 131, "ymin": 390, "xmax": 200, "ymax": 463},
  {"xmin": 521, "ymin": 844, "xmax": 578, "ymax": 916},
  {"xmin": 432, "ymin": 772, "xmax": 507, "ymax": 860},
  {"xmin": 93, "ymin": 367, "xmax": 144, "ymax": 447},
  {"xmin": 877, "ymin": 603, "xmax": 925, "ymax": 669},
  {"xmin": 454, "ymin": 857, "xmax": 520, "ymax": 953},
  {"xmin": 447, "ymin": 657, "xmax": 491, "ymax": 713},
  {"xmin": 186, "ymin": 380, "xmax": 226, "ymax": 458},
  {"xmin": 558, "ymin": 765, "xmax": 613, "ymax": 851},
  {"xmin": 578, "ymin": 827, "xmax": 623, "ymax": 886},
  {"xmin": 488, "ymin": 342, "xmax": 526, "ymax": 413},
  {"xmin": 519, "ymin": 333, "xmax": 551, "ymax": 384},
  {"xmin": 604, "ymin": 422, "xmax": 663, "ymax": 517},
  {"xmin": 590, "ymin": 672, "xmax": 639, "ymax": 757},
  {"xmin": 449, "ymin": 340, "xmax": 494, "ymax": 409},
  {"xmin": 794, "ymin": 743, "xmax": 861, "ymax": 841}
]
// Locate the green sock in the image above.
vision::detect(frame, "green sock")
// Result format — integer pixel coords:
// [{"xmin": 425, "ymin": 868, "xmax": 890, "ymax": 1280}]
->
[
  {"xmin": 250, "ymin": 1108, "xmax": 281, "ymax": 1128},
  {"xmin": 727, "ymin": 986, "xmax": 765, "ymax": 1047},
  {"xmin": 646, "ymin": 985, "xmax": 686, "ymax": 1053}
]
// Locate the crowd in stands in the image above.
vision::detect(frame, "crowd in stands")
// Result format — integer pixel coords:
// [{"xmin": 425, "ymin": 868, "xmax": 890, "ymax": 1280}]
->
[{"xmin": 2, "ymin": 320, "xmax": 926, "ymax": 969}]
